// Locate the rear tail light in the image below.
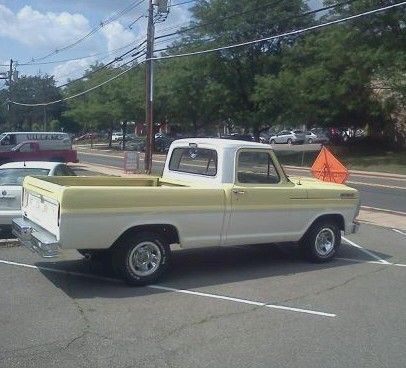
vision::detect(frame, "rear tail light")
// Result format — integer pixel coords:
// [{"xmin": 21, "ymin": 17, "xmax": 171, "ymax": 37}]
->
[{"xmin": 57, "ymin": 204, "xmax": 61, "ymax": 226}]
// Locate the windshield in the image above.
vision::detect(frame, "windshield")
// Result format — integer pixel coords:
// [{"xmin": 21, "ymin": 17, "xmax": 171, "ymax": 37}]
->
[{"xmin": 0, "ymin": 168, "xmax": 50, "ymax": 186}]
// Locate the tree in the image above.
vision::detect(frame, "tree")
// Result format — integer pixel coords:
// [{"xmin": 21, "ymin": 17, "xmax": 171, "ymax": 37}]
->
[
  {"xmin": 155, "ymin": 55, "xmax": 230, "ymax": 134},
  {"xmin": 4, "ymin": 75, "xmax": 65, "ymax": 131},
  {"xmin": 176, "ymin": 0, "xmax": 314, "ymax": 139},
  {"xmin": 65, "ymin": 62, "xmax": 145, "ymax": 131}
]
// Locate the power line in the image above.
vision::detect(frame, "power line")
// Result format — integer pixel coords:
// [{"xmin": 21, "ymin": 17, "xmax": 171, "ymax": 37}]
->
[
  {"xmin": 151, "ymin": 1, "xmax": 406, "ymax": 61},
  {"xmin": 56, "ymin": 40, "xmax": 147, "ymax": 88},
  {"xmin": 155, "ymin": 0, "xmax": 290, "ymax": 40},
  {"xmin": 155, "ymin": 0, "xmax": 359, "ymax": 41},
  {"xmin": 56, "ymin": 47, "xmax": 146, "ymax": 88},
  {"xmin": 170, "ymin": 0, "xmax": 197, "ymax": 7},
  {"xmin": 9, "ymin": 1, "xmax": 405, "ymax": 107},
  {"xmin": 128, "ymin": 14, "xmax": 146, "ymax": 29},
  {"xmin": 153, "ymin": 0, "xmax": 359, "ymax": 50},
  {"xmin": 25, "ymin": 0, "xmax": 146, "ymax": 63},
  {"xmin": 17, "ymin": 35, "xmax": 147, "ymax": 67},
  {"xmin": 11, "ymin": 56, "xmax": 146, "ymax": 107}
]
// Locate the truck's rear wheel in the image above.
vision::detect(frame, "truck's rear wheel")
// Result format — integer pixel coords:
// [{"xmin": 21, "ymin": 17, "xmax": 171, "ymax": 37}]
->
[
  {"xmin": 300, "ymin": 220, "xmax": 341, "ymax": 262},
  {"xmin": 112, "ymin": 231, "xmax": 170, "ymax": 286}
]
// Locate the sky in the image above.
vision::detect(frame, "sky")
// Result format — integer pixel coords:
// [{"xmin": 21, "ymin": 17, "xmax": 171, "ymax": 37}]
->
[{"xmin": 0, "ymin": 0, "xmax": 321, "ymax": 87}]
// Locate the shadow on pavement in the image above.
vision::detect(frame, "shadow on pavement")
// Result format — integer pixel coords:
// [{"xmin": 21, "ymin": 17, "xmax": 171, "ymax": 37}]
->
[{"xmin": 35, "ymin": 242, "xmax": 391, "ymax": 300}]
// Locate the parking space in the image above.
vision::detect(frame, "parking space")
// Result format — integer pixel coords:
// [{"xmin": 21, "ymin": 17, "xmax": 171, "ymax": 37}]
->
[{"xmin": 0, "ymin": 223, "xmax": 405, "ymax": 368}]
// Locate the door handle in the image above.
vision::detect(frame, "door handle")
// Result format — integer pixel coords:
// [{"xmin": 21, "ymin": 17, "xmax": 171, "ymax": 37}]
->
[{"xmin": 232, "ymin": 189, "xmax": 245, "ymax": 195}]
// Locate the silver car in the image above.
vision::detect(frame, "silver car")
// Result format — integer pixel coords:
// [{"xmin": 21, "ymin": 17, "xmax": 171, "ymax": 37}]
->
[
  {"xmin": 0, "ymin": 161, "xmax": 76, "ymax": 237},
  {"xmin": 305, "ymin": 131, "xmax": 329, "ymax": 144},
  {"xmin": 269, "ymin": 130, "xmax": 305, "ymax": 144}
]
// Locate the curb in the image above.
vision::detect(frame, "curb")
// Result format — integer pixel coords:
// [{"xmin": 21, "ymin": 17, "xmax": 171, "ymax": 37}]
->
[{"xmin": 360, "ymin": 206, "xmax": 406, "ymax": 217}]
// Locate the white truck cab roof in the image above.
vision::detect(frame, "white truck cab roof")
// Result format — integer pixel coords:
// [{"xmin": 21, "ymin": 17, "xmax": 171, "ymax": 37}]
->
[{"xmin": 163, "ymin": 138, "xmax": 278, "ymax": 185}]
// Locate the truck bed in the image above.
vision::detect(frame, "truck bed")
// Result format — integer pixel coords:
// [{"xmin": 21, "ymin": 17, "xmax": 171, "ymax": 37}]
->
[{"xmin": 21, "ymin": 175, "xmax": 226, "ymax": 250}]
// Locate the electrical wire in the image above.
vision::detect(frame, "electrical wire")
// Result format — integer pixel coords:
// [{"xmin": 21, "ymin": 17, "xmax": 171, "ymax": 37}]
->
[
  {"xmin": 17, "ymin": 34, "xmax": 147, "ymax": 67},
  {"xmin": 9, "ymin": 1, "xmax": 405, "ymax": 107},
  {"xmin": 11, "ymin": 55, "xmax": 146, "ymax": 107},
  {"xmin": 155, "ymin": 0, "xmax": 358, "ymax": 41},
  {"xmin": 56, "ymin": 40, "xmax": 147, "ymax": 88},
  {"xmin": 151, "ymin": 1, "xmax": 406, "ymax": 61},
  {"xmin": 170, "ymin": 0, "xmax": 197, "ymax": 7},
  {"xmin": 128, "ymin": 14, "xmax": 146, "ymax": 29},
  {"xmin": 24, "ymin": 0, "xmax": 146, "ymax": 63}
]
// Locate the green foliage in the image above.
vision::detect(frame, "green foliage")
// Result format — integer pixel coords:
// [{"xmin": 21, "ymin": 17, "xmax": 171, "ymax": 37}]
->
[
  {"xmin": 1, "ymin": 0, "xmax": 404, "ymax": 145},
  {"xmin": 1, "ymin": 75, "xmax": 64, "ymax": 132}
]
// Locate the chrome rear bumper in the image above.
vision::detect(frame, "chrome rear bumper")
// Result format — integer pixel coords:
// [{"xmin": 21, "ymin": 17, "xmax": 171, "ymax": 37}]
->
[{"xmin": 12, "ymin": 217, "xmax": 59, "ymax": 258}]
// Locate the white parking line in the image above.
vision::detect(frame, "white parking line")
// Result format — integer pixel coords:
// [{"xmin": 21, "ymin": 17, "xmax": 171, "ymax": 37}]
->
[
  {"xmin": 0, "ymin": 258, "xmax": 336, "ymax": 318},
  {"xmin": 392, "ymin": 229, "xmax": 406, "ymax": 237},
  {"xmin": 342, "ymin": 236, "xmax": 391, "ymax": 264},
  {"xmin": 149, "ymin": 285, "xmax": 336, "ymax": 318},
  {"xmin": 337, "ymin": 257, "xmax": 406, "ymax": 268}
]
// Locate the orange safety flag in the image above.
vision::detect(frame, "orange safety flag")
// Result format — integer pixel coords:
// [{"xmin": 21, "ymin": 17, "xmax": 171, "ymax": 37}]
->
[{"xmin": 311, "ymin": 147, "xmax": 349, "ymax": 184}]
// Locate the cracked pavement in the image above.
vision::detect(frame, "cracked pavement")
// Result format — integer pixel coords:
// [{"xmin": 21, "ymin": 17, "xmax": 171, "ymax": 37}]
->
[{"xmin": 0, "ymin": 224, "xmax": 405, "ymax": 368}]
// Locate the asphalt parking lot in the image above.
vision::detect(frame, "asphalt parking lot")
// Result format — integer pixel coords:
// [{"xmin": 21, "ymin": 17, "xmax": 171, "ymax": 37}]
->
[{"xmin": 0, "ymin": 224, "xmax": 405, "ymax": 368}]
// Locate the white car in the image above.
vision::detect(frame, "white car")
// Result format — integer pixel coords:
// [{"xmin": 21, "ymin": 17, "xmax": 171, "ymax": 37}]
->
[
  {"xmin": 269, "ymin": 130, "xmax": 305, "ymax": 144},
  {"xmin": 0, "ymin": 161, "xmax": 75, "ymax": 236},
  {"xmin": 111, "ymin": 132, "xmax": 124, "ymax": 142}
]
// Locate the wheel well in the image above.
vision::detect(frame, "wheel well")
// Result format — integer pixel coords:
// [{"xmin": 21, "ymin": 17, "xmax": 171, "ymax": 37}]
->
[
  {"xmin": 112, "ymin": 224, "xmax": 180, "ymax": 248},
  {"xmin": 309, "ymin": 214, "xmax": 345, "ymax": 231}
]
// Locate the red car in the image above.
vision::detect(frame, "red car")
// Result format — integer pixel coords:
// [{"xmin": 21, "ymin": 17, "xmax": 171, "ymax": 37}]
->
[{"xmin": 0, "ymin": 141, "xmax": 78, "ymax": 165}]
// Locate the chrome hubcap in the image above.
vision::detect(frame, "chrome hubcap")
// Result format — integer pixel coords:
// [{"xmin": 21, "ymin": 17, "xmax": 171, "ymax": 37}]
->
[
  {"xmin": 315, "ymin": 228, "xmax": 335, "ymax": 256},
  {"xmin": 128, "ymin": 241, "xmax": 162, "ymax": 276}
]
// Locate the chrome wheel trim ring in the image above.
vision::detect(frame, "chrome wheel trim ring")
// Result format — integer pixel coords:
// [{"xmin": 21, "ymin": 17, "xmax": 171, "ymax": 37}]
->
[
  {"xmin": 128, "ymin": 241, "xmax": 162, "ymax": 277},
  {"xmin": 315, "ymin": 228, "xmax": 335, "ymax": 257}
]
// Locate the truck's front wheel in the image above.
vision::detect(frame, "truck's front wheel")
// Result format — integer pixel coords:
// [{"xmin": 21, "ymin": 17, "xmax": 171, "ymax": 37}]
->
[
  {"xmin": 112, "ymin": 231, "xmax": 170, "ymax": 286},
  {"xmin": 300, "ymin": 221, "xmax": 341, "ymax": 262}
]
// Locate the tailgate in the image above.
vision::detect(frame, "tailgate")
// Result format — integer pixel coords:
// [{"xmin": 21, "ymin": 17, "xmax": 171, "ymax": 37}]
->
[{"xmin": 21, "ymin": 176, "xmax": 64, "ymax": 237}]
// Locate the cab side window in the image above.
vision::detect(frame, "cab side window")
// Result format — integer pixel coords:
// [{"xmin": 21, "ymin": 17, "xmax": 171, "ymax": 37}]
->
[{"xmin": 237, "ymin": 151, "xmax": 280, "ymax": 184}]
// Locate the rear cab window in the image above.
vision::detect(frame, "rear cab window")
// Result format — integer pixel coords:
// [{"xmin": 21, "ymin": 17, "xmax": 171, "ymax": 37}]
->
[{"xmin": 169, "ymin": 147, "xmax": 217, "ymax": 176}]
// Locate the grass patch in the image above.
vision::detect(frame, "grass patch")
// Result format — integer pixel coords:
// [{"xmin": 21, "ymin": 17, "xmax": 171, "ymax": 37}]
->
[
  {"xmin": 335, "ymin": 150, "xmax": 406, "ymax": 175},
  {"xmin": 274, "ymin": 147, "xmax": 406, "ymax": 175}
]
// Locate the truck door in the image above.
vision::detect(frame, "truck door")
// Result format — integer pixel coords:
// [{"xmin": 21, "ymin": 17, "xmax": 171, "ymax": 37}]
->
[{"xmin": 225, "ymin": 149, "xmax": 309, "ymax": 246}]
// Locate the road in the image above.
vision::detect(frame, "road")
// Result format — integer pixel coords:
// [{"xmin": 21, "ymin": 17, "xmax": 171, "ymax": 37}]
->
[
  {"xmin": 1, "ymin": 224, "xmax": 405, "ymax": 368},
  {"xmin": 77, "ymin": 150, "xmax": 406, "ymax": 213}
]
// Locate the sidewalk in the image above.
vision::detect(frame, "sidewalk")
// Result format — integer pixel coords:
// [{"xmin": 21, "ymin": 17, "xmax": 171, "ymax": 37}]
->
[{"xmin": 75, "ymin": 146, "xmax": 406, "ymax": 180}]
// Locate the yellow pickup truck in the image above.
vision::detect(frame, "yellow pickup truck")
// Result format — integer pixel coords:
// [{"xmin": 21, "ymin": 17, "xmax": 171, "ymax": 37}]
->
[{"xmin": 13, "ymin": 138, "xmax": 360, "ymax": 285}]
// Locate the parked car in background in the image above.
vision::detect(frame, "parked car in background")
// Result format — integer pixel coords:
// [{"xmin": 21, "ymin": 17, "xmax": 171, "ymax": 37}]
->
[
  {"xmin": 305, "ymin": 131, "xmax": 330, "ymax": 144},
  {"xmin": 111, "ymin": 132, "xmax": 124, "ymax": 142},
  {"xmin": 259, "ymin": 132, "xmax": 271, "ymax": 144},
  {"xmin": 221, "ymin": 134, "xmax": 255, "ymax": 142},
  {"xmin": 269, "ymin": 130, "xmax": 305, "ymax": 144},
  {"xmin": 154, "ymin": 136, "xmax": 175, "ymax": 152},
  {"xmin": 0, "ymin": 132, "xmax": 72, "ymax": 152},
  {"xmin": 73, "ymin": 133, "xmax": 99, "ymax": 142},
  {"xmin": 120, "ymin": 137, "xmax": 146, "ymax": 151},
  {"xmin": 0, "ymin": 141, "xmax": 78, "ymax": 165},
  {"xmin": 0, "ymin": 161, "xmax": 76, "ymax": 236}
]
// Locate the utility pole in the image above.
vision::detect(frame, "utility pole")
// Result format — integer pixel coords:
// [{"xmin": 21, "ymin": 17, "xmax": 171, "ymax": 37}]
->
[
  {"xmin": 144, "ymin": 0, "xmax": 155, "ymax": 174},
  {"xmin": 9, "ymin": 59, "xmax": 13, "ymax": 86},
  {"xmin": 43, "ymin": 106, "xmax": 47, "ymax": 131},
  {"xmin": 144, "ymin": 0, "xmax": 170, "ymax": 173}
]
